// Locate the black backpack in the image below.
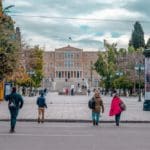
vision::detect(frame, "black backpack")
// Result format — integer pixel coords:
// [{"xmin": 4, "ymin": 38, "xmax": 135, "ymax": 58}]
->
[{"xmin": 88, "ymin": 97, "xmax": 95, "ymax": 109}]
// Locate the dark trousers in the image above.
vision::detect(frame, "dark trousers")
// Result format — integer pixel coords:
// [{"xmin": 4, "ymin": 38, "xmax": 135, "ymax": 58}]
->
[
  {"xmin": 115, "ymin": 113, "xmax": 121, "ymax": 126},
  {"xmin": 9, "ymin": 107, "xmax": 19, "ymax": 129}
]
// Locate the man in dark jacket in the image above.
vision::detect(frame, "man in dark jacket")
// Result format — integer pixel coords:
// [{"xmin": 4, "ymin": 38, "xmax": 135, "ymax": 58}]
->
[
  {"xmin": 5, "ymin": 87, "xmax": 24, "ymax": 133},
  {"xmin": 36, "ymin": 92, "xmax": 47, "ymax": 123}
]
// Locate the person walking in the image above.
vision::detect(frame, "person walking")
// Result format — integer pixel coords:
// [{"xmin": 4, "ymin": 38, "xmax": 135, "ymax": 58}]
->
[
  {"xmin": 22, "ymin": 86, "xmax": 26, "ymax": 96},
  {"xmin": 5, "ymin": 87, "xmax": 24, "ymax": 133},
  {"xmin": 92, "ymin": 91, "xmax": 104, "ymax": 126},
  {"xmin": 36, "ymin": 92, "xmax": 47, "ymax": 123},
  {"xmin": 87, "ymin": 88, "xmax": 91, "ymax": 96},
  {"xmin": 109, "ymin": 90, "xmax": 125, "ymax": 126}
]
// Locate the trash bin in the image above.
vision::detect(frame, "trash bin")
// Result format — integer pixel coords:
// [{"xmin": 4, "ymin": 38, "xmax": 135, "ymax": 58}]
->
[{"xmin": 143, "ymin": 100, "xmax": 150, "ymax": 111}]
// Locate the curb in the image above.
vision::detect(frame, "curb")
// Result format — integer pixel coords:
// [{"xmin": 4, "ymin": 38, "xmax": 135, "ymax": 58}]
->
[{"xmin": 1, "ymin": 119, "xmax": 150, "ymax": 123}]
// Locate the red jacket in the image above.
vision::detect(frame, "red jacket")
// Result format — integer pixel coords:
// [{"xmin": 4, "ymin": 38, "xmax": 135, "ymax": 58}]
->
[{"xmin": 109, "ymin": 96, "xmax": 123, "ymax": 116}]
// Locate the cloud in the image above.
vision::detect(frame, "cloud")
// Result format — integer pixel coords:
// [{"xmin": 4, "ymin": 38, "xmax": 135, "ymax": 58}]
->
[
  {"xmin": 4, "ymin": 0, "xmax": 32, "ymax": 7},
  {"xmin": 4, "ymin": 0, "xmax": 150, "ymax": 51}
]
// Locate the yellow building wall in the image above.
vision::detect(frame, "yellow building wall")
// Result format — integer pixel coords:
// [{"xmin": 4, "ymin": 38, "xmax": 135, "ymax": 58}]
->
[{"xmin": 0, "ymin": 81, "xmax": 4, "ymax": 101}]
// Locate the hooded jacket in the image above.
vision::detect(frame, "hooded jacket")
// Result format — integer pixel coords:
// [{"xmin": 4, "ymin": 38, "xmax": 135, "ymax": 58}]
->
[
  {"xmin": 92, "ymin": 95, "xmax": 104, "ymax": 113},
  {"xmin": 109, "ymin": 96, "xmax": 123, "ymax": 116}
]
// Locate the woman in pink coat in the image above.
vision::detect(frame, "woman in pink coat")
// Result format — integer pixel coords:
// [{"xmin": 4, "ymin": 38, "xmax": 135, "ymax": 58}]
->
[{"xmin": 109, "ymin": 90, "xmax": 123, "ymax": 126}]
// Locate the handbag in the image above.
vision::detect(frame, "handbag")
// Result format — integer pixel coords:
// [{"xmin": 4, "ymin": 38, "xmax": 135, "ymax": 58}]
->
[{"xmin": 119, "ymin": 101, "xmax": 126, "ymax": 111}]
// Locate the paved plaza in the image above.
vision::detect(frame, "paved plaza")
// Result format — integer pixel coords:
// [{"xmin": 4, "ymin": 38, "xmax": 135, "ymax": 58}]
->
[
  {"xmin": 0, "ymin": 92, "xmax": 150, "ymax": 150},
  {"xmin": 0, "ymin": 92, "xmax": 150, "ymax": 122}
]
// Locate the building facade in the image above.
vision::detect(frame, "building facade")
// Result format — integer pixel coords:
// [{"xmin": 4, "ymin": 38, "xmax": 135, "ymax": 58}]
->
[{"xmin": 43, "ymin": 45, "xmax": 100, "ymax": 90}]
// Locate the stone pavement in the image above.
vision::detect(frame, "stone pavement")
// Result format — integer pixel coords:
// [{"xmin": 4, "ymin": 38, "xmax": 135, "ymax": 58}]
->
[{"xmin": 0, "ymin": 92, "xmax": 150, "ymax": 122}]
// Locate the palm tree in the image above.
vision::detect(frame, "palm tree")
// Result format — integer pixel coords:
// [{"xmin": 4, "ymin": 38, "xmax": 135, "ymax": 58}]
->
[{"xmin": 0, "ymin": 0, "xmax": 14, "ymax": 16}]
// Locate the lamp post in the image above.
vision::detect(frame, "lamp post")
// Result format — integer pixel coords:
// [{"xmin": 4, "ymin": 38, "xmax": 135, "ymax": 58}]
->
[
  {"xmin": 27, "ymin": 70, "xmax": 35, "ymax": 96},
  {"xmin": 135, "ymin": 63, "xmax": 144, "ymax": 102},
  {"xmin": 90, "ymin": 61, "xmax": 95, "ymax": 88},
  {"xmin": 143, "ymin": 49, "xmax": 150, "ymax": 111},
  {"xmin": 116, "ymin": 71, "xmax": 123, "ymax": 95}
]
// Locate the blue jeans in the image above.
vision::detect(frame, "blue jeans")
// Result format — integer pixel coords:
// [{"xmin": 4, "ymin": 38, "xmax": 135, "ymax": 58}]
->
[{"xmin": 92, "ymin": 112, "xmax": 100, "ymax": 124}]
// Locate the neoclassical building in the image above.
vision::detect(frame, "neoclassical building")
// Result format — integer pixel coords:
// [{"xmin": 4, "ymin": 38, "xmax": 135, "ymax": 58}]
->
[{"xmin": 43, "ymin": 45, "xmax": 100, "ymax": 90}]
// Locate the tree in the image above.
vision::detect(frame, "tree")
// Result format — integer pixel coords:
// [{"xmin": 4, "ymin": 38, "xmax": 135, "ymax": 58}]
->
[
  {"xmin": 129, "ymin": 21, "xmax": 145, "ymax": 49},
  {"xmin": 95, "ymin": 39, "xmax": 144, "ymax": 95},
  {"xmin": 0, "ymin": 0, "xmax": 19, "ymax": 81},
  {"xmin": 0, "ymin": 0, "xmax": 2, "ymax": 16},
  {"xmin": 0, "ymin": 0, "xmax": 14, "ymax": 15},
  {"xmin": 95, "ymin": 40, "xmax": 117, "ymax": 92},
  {"xmin": 113, "ymin": 76, "xmax": 133, "ymax": 96},
  {"xmin": 24, "ymin": 45, "xmax": 44, "ymax": 87},
  {"xmin": 146, "ymin": 38, "xmax": 150, "ymax": 49}
]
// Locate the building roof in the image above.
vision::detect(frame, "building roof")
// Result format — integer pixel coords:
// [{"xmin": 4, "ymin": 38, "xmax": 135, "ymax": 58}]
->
[{"xmin": 55, "ymin": 45, "xmax": 83, "ymax": 52}]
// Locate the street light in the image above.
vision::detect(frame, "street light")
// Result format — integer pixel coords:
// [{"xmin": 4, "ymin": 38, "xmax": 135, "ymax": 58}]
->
[
  {"xmin": 90, "ymin": 61, "xmax": 95, "ymax": 88},
  {"xmin": 116, "ymin": 71, "xmax": 123, "ymax": 95},
  {"xmin": 135, "ymin": 63, "xmax": 144, "ymax": 102},
  {"xmin": 143, "ymin": 49, "xmax": 150, "ymax": 111},
  {"xmin": 27, "ymin": 70, "xmax": 35, "ymax": 96}
]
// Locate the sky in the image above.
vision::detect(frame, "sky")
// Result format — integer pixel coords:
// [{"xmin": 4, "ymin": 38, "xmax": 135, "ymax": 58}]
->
[{"xmin": 3, "ymin": 0, "xmax": 150, "ymax": 51}]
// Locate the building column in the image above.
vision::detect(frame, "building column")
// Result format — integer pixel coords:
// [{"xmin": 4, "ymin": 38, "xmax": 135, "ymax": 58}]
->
[
  {"xmin": 80, "ymin": 71, "xmax": 82, "ymax": 78},
  {"xmin": 72, "ymin": 71, "xmax": 74, "ymax": 78},
  {"xmin": 56, "ymin": 71, "xmax": 58, "ymax": 78},
  {"xmin": 65, "ymin": 71, "xmax": 67, "ymax": 78},
  {"xmin": 62, "ymin": 71, "xmax": 63, "ymax": 78}
]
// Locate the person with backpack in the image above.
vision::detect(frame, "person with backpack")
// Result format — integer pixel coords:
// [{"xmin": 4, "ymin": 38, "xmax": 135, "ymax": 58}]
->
[
  {"xmin": 36, "ymin": 92, "xmax": 47, "ymax": 123},
  {"xmin": 109, "ymin": 90, "xmax": 126, "ymax": 126},
  {"xmin": 90, "ymin": 91, "xmax": 104, "ymax": 126},
  {"xmin": 5, "ymin": 87, "xmax": 24, "ymax": 133}
]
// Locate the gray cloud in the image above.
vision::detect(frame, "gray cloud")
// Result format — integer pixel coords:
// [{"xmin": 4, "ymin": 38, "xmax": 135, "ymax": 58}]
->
[
  {"xmin": 4, "ymin": 0, "xmax": 150, "ymax": 51},
  {"xmin": 125, "ymin": 0, "xmax": 150, "ymax": 17}
]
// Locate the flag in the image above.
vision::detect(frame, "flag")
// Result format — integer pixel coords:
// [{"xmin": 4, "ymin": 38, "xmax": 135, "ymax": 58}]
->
[{"xmin": 69, "ymin": 37, "xmax": 72, "ymax": 40}]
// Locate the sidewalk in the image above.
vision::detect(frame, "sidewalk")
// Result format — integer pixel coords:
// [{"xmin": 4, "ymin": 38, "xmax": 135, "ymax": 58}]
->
[{"xmin": 0, "ymin": 92, "xmax": 150, "ymax": 122}]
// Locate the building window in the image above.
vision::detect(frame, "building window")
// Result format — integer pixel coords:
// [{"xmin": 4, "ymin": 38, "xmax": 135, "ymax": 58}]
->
[
  {"xmin": 59, "ymin": 63, "xmax": 61, "ymax": 67},
  {"xmin": 65, "ymin": 61, "xmax": 67, "ymax": 67},
  {"xmin": 64, "ymin": 60, "xmax": 73, "ymax": 67},
  {"xmin": 64, "ymin": 53, "xmax": 67, "ymax": 58},
  {"xmin": 71, "ymin": 53, "xmax": 74, "ymax": 58},
  {"xmin": 64, "ymin": 52, "xmax": 73, "ymax": 59},
  {"xmin": 59, "ymin": 54, "xmax": 61, "ymax": 59}
]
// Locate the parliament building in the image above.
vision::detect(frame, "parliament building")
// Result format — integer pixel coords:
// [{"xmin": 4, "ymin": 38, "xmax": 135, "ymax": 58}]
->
[{"xmin": 43, "ymin": 45, "xmax": 100, "ymax": 90}]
